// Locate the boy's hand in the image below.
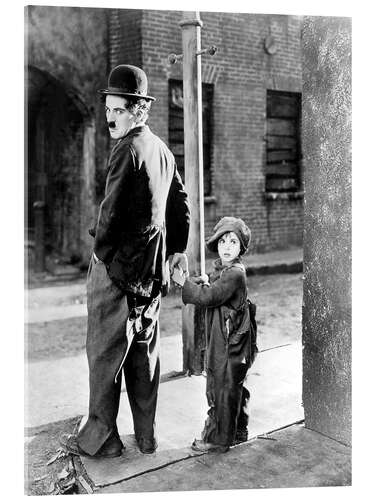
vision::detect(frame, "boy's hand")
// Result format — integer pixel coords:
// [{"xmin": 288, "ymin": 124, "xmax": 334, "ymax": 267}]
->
[{"xmin": 193, "ymin": 273, "xmax": 210, "ymax": 286}]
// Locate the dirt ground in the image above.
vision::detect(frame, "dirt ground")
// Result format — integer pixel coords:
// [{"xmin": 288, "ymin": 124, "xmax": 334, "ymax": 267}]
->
[
  {"xmin": 26, "ymin": 273, "xmax": 302, "ymax": 362},
  {"xmin": 25, "ymin": 272, "xmax": 302, "ymax": 494}
]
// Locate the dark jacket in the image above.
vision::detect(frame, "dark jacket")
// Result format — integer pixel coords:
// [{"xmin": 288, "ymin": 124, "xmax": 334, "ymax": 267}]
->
[
  {"xmin": 182, "ymin": 259, "xmax": 251, "ymax": 364},
  {"xmin": 93, "ymin": 125, "xmax": 190, "ymax": 296}
]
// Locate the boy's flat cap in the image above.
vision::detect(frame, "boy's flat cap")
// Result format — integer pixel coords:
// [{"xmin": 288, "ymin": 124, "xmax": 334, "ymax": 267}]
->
[{"xmin": 206, "ymin": 216, "xmax": 251, "ymax": 254}]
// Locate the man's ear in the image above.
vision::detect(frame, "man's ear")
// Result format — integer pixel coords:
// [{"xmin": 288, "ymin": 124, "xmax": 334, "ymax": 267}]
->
[
  {"xmin": 128, "ymin": 108, "xmax": 141, "ymax": 121},
  {"xmin": 135, "ymin": 108, "xmax": 143, "ymax": 120}
]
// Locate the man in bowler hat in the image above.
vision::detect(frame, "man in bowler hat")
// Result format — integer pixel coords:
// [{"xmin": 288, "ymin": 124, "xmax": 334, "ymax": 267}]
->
[{"xmin": 61, "ymin": 65, "xmax": 190, "ymax": 457}]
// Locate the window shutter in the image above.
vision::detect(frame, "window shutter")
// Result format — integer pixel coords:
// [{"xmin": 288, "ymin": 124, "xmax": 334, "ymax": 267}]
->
[
  {"xmin": 168, "ymin": 79, "xmax": 213, "ymax": 195},
  {"xmin": 265, "ymin": 91, "xmax": 301, "ymax": 192}
]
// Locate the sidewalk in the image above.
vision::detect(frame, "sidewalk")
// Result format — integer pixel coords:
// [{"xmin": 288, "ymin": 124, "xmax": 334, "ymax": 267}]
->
[
  {"xmin": 100, "ymin": 423, "xmax": 351, "ymax": 493},
  {"xmin": 57, "ymin": 339, "xmax": 349, "ymax": 493},
  {"xmin": 25, "ymin": 246, "xmax": 351, "ymax": 492},
  {"xmin": 78, "ymin": 342, "xmax": 304, "ymax": 488}
]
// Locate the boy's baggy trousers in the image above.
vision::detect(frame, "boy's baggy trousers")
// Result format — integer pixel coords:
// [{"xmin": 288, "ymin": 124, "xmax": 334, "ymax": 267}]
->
[
  {"xmin": 202, "ymin": 310, "xmax": 251, "ymax": 447},
  {"xmin": 77, "ymin": 256, "xmax": 161, "ymax": 456}
]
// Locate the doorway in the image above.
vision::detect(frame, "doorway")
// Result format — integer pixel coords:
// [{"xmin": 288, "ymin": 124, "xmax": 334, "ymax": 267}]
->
[{"xmin": 26, "ymin": 66, "xmax": 86, "ymax": 271}]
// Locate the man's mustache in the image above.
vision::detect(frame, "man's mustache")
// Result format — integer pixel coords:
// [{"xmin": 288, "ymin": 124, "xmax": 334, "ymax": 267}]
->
[{"xmin": 108, "ymin": 121, "xmax": 116, "ymax": 129}]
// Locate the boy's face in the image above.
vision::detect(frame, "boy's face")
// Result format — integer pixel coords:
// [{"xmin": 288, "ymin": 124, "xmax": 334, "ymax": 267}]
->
[{"xmin": 218, "ymin": 232, "xmax": 241, "ymax": 265}]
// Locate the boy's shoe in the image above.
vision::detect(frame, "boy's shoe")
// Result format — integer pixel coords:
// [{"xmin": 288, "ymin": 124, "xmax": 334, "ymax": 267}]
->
[
  {"xmin": 59, "ymin": 433, "xmax": 124, "ymax": 458},
  {"xmin": 232, "ymin": 429, "xmax": 248, "ymax": 445},
  {"xmin": 136, "ymin": 436, "xmax": 158, "ymax": 454},
  {"xmin": 191, "ymin": 439, "xmax": 229, "ymax": 453}
]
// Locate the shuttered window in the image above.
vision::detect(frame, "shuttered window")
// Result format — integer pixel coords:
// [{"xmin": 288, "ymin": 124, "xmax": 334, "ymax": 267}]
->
[
  {"xmin": 265, "ymin": 90, "xmax": 301, "ymax": 192},
  {"xmin": 168, "ymin": 79, "xmax": 213, "ymax": 195}
]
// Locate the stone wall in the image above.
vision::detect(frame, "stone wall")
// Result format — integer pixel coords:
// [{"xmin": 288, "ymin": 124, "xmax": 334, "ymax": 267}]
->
[{"xmin": 302, "ymin": 16, "xmax": 351, "ymax": 446}]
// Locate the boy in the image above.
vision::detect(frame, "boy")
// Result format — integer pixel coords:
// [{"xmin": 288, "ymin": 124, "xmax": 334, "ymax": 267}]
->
[{"xmin": 179, "ymin": 216, "xmax": 257, "ymax": 453}]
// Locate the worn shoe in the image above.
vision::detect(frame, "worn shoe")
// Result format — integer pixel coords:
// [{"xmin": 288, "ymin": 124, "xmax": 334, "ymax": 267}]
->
[
  {"xmin": 136, "ymin": 436, "xmax": 158, "ymax": 454},
  {"xmin": 191, "ymin": 439, "xmax": 229, "ymax": 453},
  {"xmin": 60, "ymin": 433, "xmax": 124, "ymax": 458}
]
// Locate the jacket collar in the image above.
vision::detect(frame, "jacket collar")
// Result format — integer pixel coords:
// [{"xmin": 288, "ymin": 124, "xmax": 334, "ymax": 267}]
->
[
  {"xmin": 117, "ymin": 124, "xmax": 149, "ymax": 144},
  {"xmin": 213, "ymin": 256, "xmax": 242, "ymax": 272}
]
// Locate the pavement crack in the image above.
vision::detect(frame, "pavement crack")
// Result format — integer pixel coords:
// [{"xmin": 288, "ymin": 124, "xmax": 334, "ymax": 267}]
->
[
  {"xmin": 95, "ymin": 453, "xmax": 207, "ymax": 489},
  {"xmin": 259, "ymin": 343, "xmax": 292, "ymax": 352}
]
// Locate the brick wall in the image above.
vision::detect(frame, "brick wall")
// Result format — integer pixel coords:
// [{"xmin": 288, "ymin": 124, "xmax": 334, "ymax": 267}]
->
[
  {"xmin": 108, "ymin": 9, "xmax": 304, "ymax": 252},
  {"xmin": 26, "ymin": 6, "xmax": 304, "ymax": 261},
  {"xmin": 109, "ymin": 9, "xmax": 143, "ymax": 68}
]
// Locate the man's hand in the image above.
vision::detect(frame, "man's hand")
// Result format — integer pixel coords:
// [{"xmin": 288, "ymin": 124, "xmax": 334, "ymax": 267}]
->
[
  {"xmin": 170, "ymin": 253, "xmax": 189, "ymax": 276},
  {"xmin": 171, "ymin": 266, "xmax": 186, "ymax": 287}
]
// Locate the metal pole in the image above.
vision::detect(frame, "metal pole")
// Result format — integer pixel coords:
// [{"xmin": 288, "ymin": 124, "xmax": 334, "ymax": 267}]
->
[
  {"xmin": 196, "ymin": 32, "xmax": 206, "ymax": 277},
  {"xmin": 180, "ymin": 10, "xmax": 205, "ymax": 277},
  {"xmin": 180, "ymin": 11, "xmax": 206, "ymax": 374}
]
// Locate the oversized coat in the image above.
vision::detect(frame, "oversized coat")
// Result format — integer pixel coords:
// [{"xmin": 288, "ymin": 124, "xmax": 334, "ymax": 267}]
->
[
  {"xmin": 77, "ymin": 125, "xmax": 190, "ymax": 455},
  {"xmin": 92, "ymin": 124, "xmax": 190, "ymax": 297},
  {"xmin": 182, "ymin": 258, "xmax": 253, "ymax": 446}
]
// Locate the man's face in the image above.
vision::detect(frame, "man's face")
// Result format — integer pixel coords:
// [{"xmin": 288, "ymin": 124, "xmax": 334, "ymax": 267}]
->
[{"xmin": 105, "ymin": 95, "xmax": 135, "ymax": 140}]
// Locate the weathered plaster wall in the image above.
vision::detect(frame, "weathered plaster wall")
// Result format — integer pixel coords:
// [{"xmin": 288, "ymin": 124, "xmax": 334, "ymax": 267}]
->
[
  {"xmin": 302, "ymin": 16, "xmax": 351, "ymax": 445},
  {"xmin": 26, "ymin": 5, "xmax": 109, "ymax": 174},
  {"xmin": 26, "ymin": 6, "xmax": 109, "ymax": 263}
]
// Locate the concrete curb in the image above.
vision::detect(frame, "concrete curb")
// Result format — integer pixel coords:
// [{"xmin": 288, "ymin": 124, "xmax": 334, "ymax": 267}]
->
[{"xmin": 246, "ymin": 261, "xmax": 303, "ymax": 275}]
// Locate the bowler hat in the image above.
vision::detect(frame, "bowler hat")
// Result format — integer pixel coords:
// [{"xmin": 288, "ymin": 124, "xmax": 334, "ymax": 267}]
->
[
  {"xmin": 206, "ymin": 217, "xmax": 251, "ymax": 254},
  {"xmin": 98, "ymin": 64, "xmax": 155, "ymax": 101}
]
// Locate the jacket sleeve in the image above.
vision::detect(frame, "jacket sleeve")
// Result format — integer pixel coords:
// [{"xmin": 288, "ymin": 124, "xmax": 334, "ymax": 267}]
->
[
  {"xmin": 182, "ymin": 268, "xmax": 243, "ymax": 307},
  {"xmin": 94, "ymin": 144, "xmax": 135, "ymax": 263},
  {"xmin": 165, "ymin": 164, "xmax": 190, "ymax": 257}
]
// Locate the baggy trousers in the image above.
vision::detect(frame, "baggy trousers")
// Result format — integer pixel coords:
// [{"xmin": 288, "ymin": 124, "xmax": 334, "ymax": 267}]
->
[
  {"xmin": 202, "ymin": 366, "xmax": 250, "ymax": 447},
  {"xmin": 77, "ymin": 257, "xmax": 161, "ymax": 456},
  {"xmin": 202, "ymin": 327, "xmax": 251, "ymax": 447}
]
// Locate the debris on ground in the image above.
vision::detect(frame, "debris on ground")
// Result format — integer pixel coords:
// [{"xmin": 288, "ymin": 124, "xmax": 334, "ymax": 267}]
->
[
  {"xmin": 57, "ymin": 466, "xmax": 70, "ymax": 480},
  {"xmin": 48, "ymin": 474, "xmax": 79, "ymax": 495},
  {"xmin": 46, "ymin": 447, "xmax": 68, "ymax": 466},
  {"xmin": 44, "ymin": 442, "xmax": 82, "ymax": 494},
  {"xmin": 77, "ymin": 474, "xmax": 94, "ymax": 494},
  {"xmin": 33, "ymin": 473, "xmax": 48, "ymax": 482},
  {"xmin": 44, "ymin": 460, "xmax": 80, "ymax": 495},
  {"xmin": 257, "ymin": 434, "xmax": 277, "ymax": 441}
]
